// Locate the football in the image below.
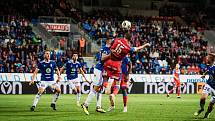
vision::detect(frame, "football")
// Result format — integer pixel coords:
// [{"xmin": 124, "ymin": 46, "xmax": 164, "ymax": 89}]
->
[{"xmin": 121, "ymin": 20, "xmax": 131, "ymax": 30}]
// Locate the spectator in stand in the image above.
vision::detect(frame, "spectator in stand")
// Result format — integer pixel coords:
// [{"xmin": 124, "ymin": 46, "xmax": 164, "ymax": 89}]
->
[
  {"xmin": 79, "ymin": 37, "xmax": 86, "ymax": 56},
  {"xmin": 0, "ymin": 62, "xmax": 5, "ymax": 72},
  {"xmin": 59, "ymin": 37, "xmax": 66, "ymax": 50}
]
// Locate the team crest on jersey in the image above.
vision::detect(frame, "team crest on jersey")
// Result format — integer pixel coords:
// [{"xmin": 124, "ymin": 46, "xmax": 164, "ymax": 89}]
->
[{"xmin": 46, "ymin": 68, "xmax": 51, "ymax": 73}]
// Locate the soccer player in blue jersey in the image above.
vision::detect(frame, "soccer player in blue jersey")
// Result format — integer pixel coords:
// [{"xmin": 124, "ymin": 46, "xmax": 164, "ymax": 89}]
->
[
  {"xmin": 60, "ymin": 52, "xmax": 89, "ymax": 106},
  {"xmin": 120, "ymin": 56, "xmax": 132, "ymax": 112},
  {"xmin": 194, "ymin": 53, "xmax": 215, "ymax": 119},
  {"xmin": 29, "ymin": 50, "xmax": 61, "ymax": 111},
  {"xmin": 81, "ymin": 38, "xmax": 111, "ymax": 115}
]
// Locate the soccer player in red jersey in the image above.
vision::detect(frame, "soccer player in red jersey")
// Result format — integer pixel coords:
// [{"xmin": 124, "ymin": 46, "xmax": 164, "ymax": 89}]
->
[
  {"xmin": 167, "ymin": 63, "xmax": 181, "ymax": 98},
  {"xmin": 104, "ymin": 33, "xmax": 150, "ymax": 111}
]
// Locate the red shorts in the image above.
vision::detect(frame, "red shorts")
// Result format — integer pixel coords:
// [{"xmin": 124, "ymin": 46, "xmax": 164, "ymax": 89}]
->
[
  {"xmin": 104, "ymin": 59, "xmax": 122, "ymax": 80},
  {"xmin": 174, "ymin": 80, "xmax": 180, "ymax": 87},
  {"xmin": 111, "ymin": 74, "xmax": 128, "ymax": 88}
]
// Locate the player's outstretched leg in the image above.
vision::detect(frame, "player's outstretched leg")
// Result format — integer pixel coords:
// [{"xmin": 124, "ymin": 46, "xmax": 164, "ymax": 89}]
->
[
  {"xmin": 122, "ymin": 88, "xmax": 128, "ymax": 112},
  {"xmin": 203, "ymin": 101, "xmax": 214, "ymax": 119},
  {"xmin": 50, "ymin": 88, "xmax": 61, "ymax": 111},
  {"xmin": 194, "ymin": 95, "xmax": 207, "ymax": 116},
  {"xmin": 81, "ymin": 87, "xmax": 97, "ymax": 115},
  {"xmin": 30, "ymin": 88, "xmax": 44, "ymax": 111},
  {"xmin": 31, "ymin": 93, "xmax": 42, "ymax": 111}
]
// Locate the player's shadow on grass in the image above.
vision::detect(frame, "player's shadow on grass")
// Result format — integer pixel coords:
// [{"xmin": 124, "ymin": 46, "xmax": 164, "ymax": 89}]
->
[{"xmin": 192, "ymin": 116, "xmax": 214, "ymax": 121}]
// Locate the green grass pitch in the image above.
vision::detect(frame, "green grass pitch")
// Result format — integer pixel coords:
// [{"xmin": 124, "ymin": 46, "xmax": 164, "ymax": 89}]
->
[{"xmin": 0, "ymin": 94, "xmax": 214, "ymax": 121}]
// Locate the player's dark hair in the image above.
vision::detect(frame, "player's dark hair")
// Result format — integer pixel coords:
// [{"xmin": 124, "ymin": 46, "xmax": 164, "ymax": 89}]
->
[
  {"xmin": 106, "ymin": 37, "xmax": 113, "ymax": 43},
  {"xmin": 44, "ymin": 50, "xmax": 50, "ymax": 53},
  {"xmin": 72, "ymin": 51, "xmax": 78, "ymax": 56},
  {"xmin": 43, "ymin": 50, "xmax": 51, "ymax": 56},
  {"xmin": 125, "ymin": 32, "xmax": 131, "ymax": 40}
]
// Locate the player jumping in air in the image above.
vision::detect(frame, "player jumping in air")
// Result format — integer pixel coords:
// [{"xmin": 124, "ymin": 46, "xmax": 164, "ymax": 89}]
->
[
  {"xmin": 81, "ymin": 38, "xmax": 111, "ymax": 115},
  {"xmin": 29, "ymin": 50, "xmax": 61, "ymax": 111},
  {"xmin": 60, "ymin": 53, "xmax": 89, "ymax": 106},
  {"xmin": 167, "ymin": 63, "xmax": 181, "ymax": 98},
  {"xmin": 194, "ymin": 53, "xmax": 215, "ymax": 119},
  {"xmin": 112, "ymin": 56, "xmax": 132, "ymax": 112},
  {"xmin": 104, "ymin": 32, "xmax": 150, "ymax": 112}
]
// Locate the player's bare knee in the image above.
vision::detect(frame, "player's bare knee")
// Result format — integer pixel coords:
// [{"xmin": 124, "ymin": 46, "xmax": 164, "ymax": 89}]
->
[
  {"xmin": 201, "ymin": 94, "xmax": 208, "ymax": 100},
  {"xmin": 38, "ymin": 88, "xmax": 44, "ymax": 94},
  {"xmin": 105, "ymin": 89, "xmax": 111, "ymax": 95},
  {"xmin": 73, "ymin": 88, "xmax": 77, "ymax": 94},
  {"xmin": 76, "ymin": 87, "xmax": 81, "ymax": 93},
  {"xmin": 55, "ymin": 88, "xmax": 61, "ymax": 93}
]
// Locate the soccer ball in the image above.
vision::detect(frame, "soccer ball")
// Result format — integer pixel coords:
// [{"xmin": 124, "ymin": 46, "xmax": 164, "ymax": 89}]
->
[{"xmin": 121, "ymin": 20, "xmax": 131, "ymax": 30}]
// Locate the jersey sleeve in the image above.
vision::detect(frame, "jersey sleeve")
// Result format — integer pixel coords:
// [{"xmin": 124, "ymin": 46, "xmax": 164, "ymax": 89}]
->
[{"xmin": 78, "ymin": 63, "xmax": 82, "ymax": 68}]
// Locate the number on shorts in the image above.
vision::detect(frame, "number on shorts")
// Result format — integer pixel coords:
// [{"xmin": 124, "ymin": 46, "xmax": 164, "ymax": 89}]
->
[{"xmin": 203, "ymin": 86, "xmax": 210, "ymax": 92}]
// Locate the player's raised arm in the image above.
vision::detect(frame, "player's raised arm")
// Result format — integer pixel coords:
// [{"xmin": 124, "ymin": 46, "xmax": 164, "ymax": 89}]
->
[
  {"xmin": 79, "ymin": 67, "xmax": 90, "ymax": 83},
  {"xmin": 133, "ymin": 43, "xmax": 151, "ymax": 52},
  {"xmin": 29, "ymin": 68, "xmax": 39, "ymax": 85}
]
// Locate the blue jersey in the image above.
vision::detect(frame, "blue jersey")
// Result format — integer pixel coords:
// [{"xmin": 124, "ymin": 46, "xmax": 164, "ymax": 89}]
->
[
  {"xmin": 64, "ymin": 60, "xmax": 82, "ymax": 80},
  {"xmin": 121, "ymin": 57, "xmax": 131, "ymax": 75},
  {"xmin": 206, "ymin": 64, "xmax": 215, "ymax": 89},
  {"xmin": 38, "ymin": 60, "xmax": 57, "ymax": 81},
  {"xmin": 95, "ymin": 46, "xmax": 110, "ymax": 71}
]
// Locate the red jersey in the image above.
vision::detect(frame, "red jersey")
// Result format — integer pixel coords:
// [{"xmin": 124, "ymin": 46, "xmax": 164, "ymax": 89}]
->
[
  {"xmin": 173, "ymin": 69, "xmax": 180, "ymax": 81},
  {"xmin": 173, "ymin": 69, "xmax": 180, "ymax": 86},
  {"xmin": 110, "ymin": 38, "xmax": 133, "ymax": 61}
]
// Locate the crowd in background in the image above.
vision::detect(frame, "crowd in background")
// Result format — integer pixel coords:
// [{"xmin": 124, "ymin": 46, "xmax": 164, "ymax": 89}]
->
[
  {"xmin": 79, "ymin": 9, "xmax": 208, "ymax": 75},
  {"xmin": 0, "ymin": 16, "xmax": 94, "ymax": 74},
  {"xmin": 0, "ymin": 4, "xmax": 212, "ymax": 75}
]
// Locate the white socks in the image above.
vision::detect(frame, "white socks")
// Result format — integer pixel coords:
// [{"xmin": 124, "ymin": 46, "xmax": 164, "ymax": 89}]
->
[
  {"xmin": 84, "ymin": 89, "xmax": 96, "ymax": 106},
  {"xmin": 32, "ymin": 93, "xmax": 42, "ymax": 107},
  {"xmin": 52, "ymin": 93, "xmax": 60, "ymax": 104},
  {"xmin": 96, "ymin": 92, "xmax": 102, "ymax": 108},
  {"xmin": 76, "ymin": 93, "xmax": 81, "ymax": 103}
]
